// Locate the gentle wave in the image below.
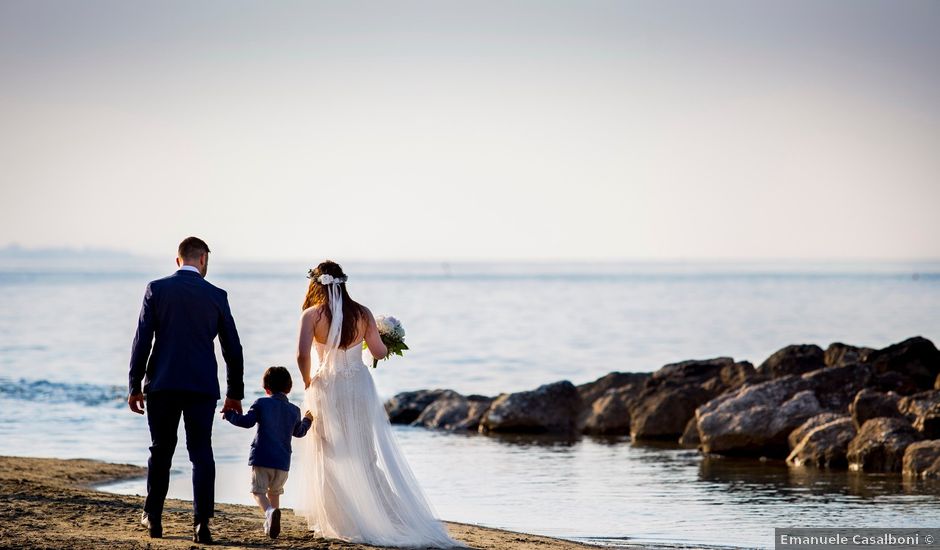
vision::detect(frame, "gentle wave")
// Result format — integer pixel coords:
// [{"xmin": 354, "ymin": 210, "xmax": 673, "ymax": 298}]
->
[{"xmin": 0, "ymin": 377, "xmax": 127, "ymax": 407}]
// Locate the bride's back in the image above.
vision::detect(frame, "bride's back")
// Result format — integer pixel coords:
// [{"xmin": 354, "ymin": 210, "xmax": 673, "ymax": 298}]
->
[{"xmin": 309, "ymin": 303, "xmax": 368, "ymax": 349}]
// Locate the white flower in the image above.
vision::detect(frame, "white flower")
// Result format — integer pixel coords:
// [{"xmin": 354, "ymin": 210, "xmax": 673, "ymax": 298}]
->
[
  {"xmin": 318, "ymin": 274, "xmax": 335, "ymax": 285},
  {"xmin": 375, "ymin": 315, "xmax": 405, "ymax": 339}
]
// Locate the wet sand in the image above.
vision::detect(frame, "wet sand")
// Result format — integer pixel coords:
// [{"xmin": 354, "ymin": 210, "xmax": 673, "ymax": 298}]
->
[{"xmin": 0, "ymin": 455, "xmax": 634, "ymax": 549}]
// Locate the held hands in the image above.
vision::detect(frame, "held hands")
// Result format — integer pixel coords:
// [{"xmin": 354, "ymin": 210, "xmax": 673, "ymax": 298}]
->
[
  {"xmin": 127, "ymin": 392, "xmax": 145, "ymax": 415},
  {"xmin": 304, "ymin": 410, "xmax": 315, "ymax": 422},
  {"xmin": 221, "ymin": 397, "xmax": 243, "ymax": 416}
]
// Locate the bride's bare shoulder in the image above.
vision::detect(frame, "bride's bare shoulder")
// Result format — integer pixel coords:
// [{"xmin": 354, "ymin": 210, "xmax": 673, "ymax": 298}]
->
[{"xmin": 301, "ymin": 304, "xmax": 327, "ymax": 323}]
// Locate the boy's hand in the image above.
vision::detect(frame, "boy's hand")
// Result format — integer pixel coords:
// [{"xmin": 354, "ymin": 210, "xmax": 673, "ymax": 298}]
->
[
  {"xmin": 221, "ymin": 397, "xmax": 242, "ymax": 415},
  {"xmin": 304, "ymin": 410, "xmax": 315, "ymax": 422}
]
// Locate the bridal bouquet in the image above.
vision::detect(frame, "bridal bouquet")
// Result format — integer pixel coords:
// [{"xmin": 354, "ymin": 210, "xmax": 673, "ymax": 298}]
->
[{"xmin": 365, "ymin": 315, "xmax": 408, "ymax": 368}]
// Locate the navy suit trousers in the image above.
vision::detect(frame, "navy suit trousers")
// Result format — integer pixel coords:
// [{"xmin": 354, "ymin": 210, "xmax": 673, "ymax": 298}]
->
[{"xmin": 144, "ymin": 391, "xmax": 217, "ymax": 523}]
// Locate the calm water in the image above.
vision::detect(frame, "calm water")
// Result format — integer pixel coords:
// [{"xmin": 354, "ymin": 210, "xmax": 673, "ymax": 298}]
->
[{"xmin": 1, "ymin": 258, "xmax": 939, "ymax": 548}]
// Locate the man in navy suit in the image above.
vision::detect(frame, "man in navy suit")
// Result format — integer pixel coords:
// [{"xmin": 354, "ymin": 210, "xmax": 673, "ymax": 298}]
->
[{"xmin": 127, "ymin": 236, "xmax": 244, "ymax": 544}]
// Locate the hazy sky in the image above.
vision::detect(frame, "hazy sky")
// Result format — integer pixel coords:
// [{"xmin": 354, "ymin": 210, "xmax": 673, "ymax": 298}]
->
[{"xmin": 1, "ymin": 1, "xmax": 938, "ymax": 261}]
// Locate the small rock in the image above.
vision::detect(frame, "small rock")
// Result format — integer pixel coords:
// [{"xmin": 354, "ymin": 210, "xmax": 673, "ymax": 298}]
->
[
  {"xmin": 788, "ymin": 412, "xmax": 847, "ymax": 450},
  {"xmin": 824, "ymin": 342, "xmax": 874, "ymax": 367},
  {"xmin": 787, "ymin": 417, "xmax": 856, "ymax": 468},
  {"xmin": 902, "ymin": 440, "xmax": 940, "ymax": 479},
  {"xmin": 849, "ymin": 389, "xmax": 902, "ymax": 430},
  {"xmin": 758, "ymin": 344, "xmax": 825, "ymax": 378},
  {"xmin": 847, "ymin": 417, "xmax": 921, "ymax": 472}
]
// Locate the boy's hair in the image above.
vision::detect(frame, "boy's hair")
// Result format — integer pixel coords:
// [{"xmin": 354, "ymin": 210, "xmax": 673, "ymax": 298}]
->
[{"xmin": 262, "ymin": 366, "xmax": 292, "ymax": 394}]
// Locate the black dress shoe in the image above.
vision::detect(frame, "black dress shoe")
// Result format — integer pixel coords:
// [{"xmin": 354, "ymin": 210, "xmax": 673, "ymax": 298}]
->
[
  {"xmin": 140, "ymin": 511, "xmax": 162, "ymax": 538},
  {"xmin": 193, "ymin": 522, "xmax": 214, "ymax": 544}
]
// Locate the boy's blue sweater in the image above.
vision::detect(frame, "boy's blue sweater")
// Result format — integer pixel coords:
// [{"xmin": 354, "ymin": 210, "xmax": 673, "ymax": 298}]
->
[{"xmin": 223, "ymin": 392, "xmax": 312, "ymax": 471}]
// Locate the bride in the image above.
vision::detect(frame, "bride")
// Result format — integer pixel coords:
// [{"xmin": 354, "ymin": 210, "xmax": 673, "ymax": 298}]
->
[{"xmin": 294, "ymin": 260, "xmax": 459, "ymax": 548}]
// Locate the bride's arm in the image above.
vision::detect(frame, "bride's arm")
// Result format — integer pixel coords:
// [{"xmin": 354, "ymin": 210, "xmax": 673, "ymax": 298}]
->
[
  {"xmin": 297, "ymin": 308, "xmax": 317, "ymax": 388},
  {"xmin": 363, "ymin": 306, "xmax": 389, "ymax": 360}
]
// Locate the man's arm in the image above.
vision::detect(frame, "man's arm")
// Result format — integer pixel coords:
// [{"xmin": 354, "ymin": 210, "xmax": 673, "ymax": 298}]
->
[
  {"xmin": 218, "ymin": 289, "xmax": 245, "ymax": 410},
  {"xmin": 127, "ymin": 283, "xmax": 156, "ymax": 414}
]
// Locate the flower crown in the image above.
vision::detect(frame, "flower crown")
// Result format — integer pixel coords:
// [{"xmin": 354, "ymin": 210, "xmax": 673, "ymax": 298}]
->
[{"xmin": 307, "ymin": 269, "xmax": 348, "ymax": 285}]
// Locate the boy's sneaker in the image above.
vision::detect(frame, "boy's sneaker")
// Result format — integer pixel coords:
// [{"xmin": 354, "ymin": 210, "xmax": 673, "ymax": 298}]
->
[{"xmin": 269, "ymin": 508, "xmax": 282, "ymax": 539}]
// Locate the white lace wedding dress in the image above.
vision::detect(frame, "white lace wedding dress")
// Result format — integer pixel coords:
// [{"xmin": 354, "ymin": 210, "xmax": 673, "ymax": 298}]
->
[{"xmin": 296, "ymin": 285, "xmax": 458, "ymax": 548}]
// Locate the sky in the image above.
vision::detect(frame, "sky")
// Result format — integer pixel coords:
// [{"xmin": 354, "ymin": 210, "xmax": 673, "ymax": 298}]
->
[{"xmin": 1, "ymin": 0, "xmax": 938, "ymax": 261}]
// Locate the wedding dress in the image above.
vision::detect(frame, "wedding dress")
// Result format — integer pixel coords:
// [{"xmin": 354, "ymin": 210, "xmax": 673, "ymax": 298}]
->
[{"xmin": 296, "ymin": 282, "xmax": 458, "ymax": 548}]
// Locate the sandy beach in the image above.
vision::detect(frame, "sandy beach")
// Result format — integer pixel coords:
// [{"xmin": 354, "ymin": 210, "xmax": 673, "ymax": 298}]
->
[{"xmin": 0, "ymin": 455, "xmax": 630, "ymax": 550}]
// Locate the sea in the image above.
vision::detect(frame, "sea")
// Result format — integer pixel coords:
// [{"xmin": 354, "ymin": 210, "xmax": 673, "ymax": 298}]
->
[{"xmin": 1, "ymin": 257, "xmax": 939, "ymax": 549}]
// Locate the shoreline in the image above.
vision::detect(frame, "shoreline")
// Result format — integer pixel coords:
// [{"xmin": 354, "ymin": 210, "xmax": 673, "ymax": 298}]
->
[{"xmin": 0, "ymin": 455, "xmax": 650, "ymax": 550}]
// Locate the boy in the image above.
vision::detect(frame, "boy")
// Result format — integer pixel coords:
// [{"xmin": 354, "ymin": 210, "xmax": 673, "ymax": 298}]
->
[{"xmin": 223, "ymin": 366, "xmax": 313, "ymax": 539}]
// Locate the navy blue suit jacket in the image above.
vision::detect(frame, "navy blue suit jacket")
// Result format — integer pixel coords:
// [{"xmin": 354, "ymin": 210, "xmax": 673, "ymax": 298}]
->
[{"xmin": 128, "ymin": 269, "xmax": 244, "ymax": 400}]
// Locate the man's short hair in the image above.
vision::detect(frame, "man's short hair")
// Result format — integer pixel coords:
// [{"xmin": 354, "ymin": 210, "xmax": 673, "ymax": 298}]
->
[
  {"xmin": 178, "ymin": 236, "xmax": 211, "ymax": 260},
  {"xmin": 263, "ymin": 366, "xmax": 293, "ymax": 394}
]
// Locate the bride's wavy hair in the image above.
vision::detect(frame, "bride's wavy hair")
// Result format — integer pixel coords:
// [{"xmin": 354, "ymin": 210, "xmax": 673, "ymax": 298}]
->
[{"xmin": 303, "ymin": 260, "xmax": 365, "ymax": 348}]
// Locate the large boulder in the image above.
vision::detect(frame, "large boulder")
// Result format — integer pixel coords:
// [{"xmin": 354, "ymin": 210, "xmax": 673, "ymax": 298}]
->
[
  {"xmin": 787, "ymin": 416, "xmax": 856, "ymax": 468},
  {"xmin": 849, "ymin": 389, "xmax": 902, "ymax": 429},
  {"xmin": 629, "ymin": 358, "xmax": 755, "ymax": 440},
  {"xmin": 898, "ymin": 390, "xmax": 940, "ymax": 421},
  {"xmin": 788, "ymin": 412, "xmax": 848, "ymax": 450},
  {"xmin": 582, "ymin": 385, "xmax": 642, "ymax": 435},
  {"xmin": 479, "ymin": 381, "xmax": 581, "ymax": 434},
  {"xmin": 696, "ymin": 375, "xmax": 822, "ymax": 457},
  {"xmin": 847, "ymin": 417, "xmax": 921, "ymax": 472},
  {"xmin": 577, "ymin": 372, "xmax": 650, "ymax": 406},
  {"xmin": 678, "ymin": 417, "xmax": 701, "ymax": 448},
  {"xmin": 824, "ymin": 343, "xmax": 874, "ymax": 367},
  {"xmin": 412, "ymin": 391, "xmax": 493, "ymax": 431},
  {"xmin": 801, "ymin": 362, "xmax": 872, "ymax": 411},
  {"xmin": 630, "ymin": 384, "xmax": 715, "ymax": 440},
  {"xmin": 868, "ymin": 371, "xmax": 920, "ymax": 395},
  {"xmin": 385, "ymin": 389, "xmax": 450, "ymax": 424},
  {"xmin": 902, "ymin": 440, "xmax": 940, "ymax": 479},
  {"xmin": 577, "ymin": 372, "xmax": 649, "ymax": 434},
  {"xmin": 864, "ymin": 336, "xmax": 940, "ymax": 390},
  {"xmin": 913, "ymin": 403, "xmax": 940, "ymax": 439},
  {"xmin": 758, "ymin": 344, "xmax": 825, "ymax": 378}
]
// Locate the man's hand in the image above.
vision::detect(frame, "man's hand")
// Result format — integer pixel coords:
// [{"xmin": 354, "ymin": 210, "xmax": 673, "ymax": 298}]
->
[
  {"xmin": 304, "ymin": 410, "xmax": 315, "ymax": 422},
  {"xmin": 128, "ymin": 392, "xmax": 145, "ymax": 415},
  {"xmin": 222, "ymin": 397, "xmax": 242, "ymax": 415}
]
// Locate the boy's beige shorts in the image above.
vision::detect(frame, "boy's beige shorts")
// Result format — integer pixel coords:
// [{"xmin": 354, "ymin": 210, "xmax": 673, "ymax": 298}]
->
[{"xmin": 250, "ymin": 466, "xmax": 289, "ymax": 495}]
